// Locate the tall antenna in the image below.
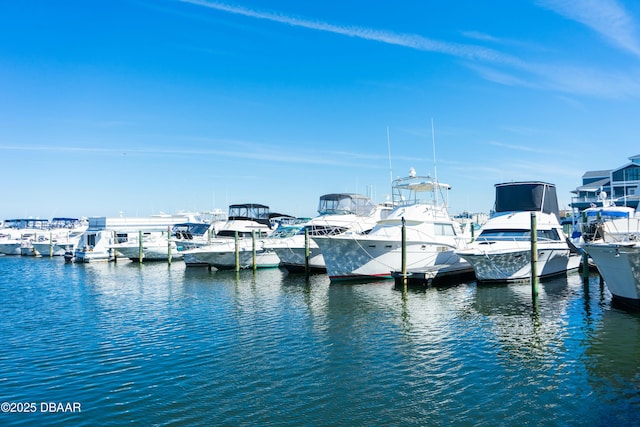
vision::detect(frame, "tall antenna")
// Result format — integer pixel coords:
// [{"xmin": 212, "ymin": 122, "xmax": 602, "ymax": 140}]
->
[
  {"xmin": 431, "ymin": 118, "xmax": 439, "ymax": 205},
  {"xmin": 387, "ymin": 126, "xmax": 393, "ymax": 186}
]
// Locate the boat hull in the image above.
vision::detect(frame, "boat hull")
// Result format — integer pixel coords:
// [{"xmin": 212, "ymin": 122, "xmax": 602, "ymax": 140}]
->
[
  {"xmin": 74, "ymin": 250, "xmax": 113, "ymax": 263},
  {"xmin": 315, "ymin": 236, "xmax": 462, "ymax": 280},
  {"xmin": 458, "ymin": 245, "xmax": 581, "ymax": 283},
  {"xmin": 197, "ymin": 249, "xmax": 281, "ymax": 270},
  {"xmin": 271, "ymin": 245, "xmax": 326, "ymax": 272},
  {"xmin": 110, "ymin": 243, "xmax": 183, "ymax": 262},
  {"xmin": 584, "ymin": 243, "xmax": 640, "ymax": 302},
  {"xmin": 182, "ymin": 239, "xmax": 281, "ymax": 269},
  {"xmin": 0, "ymin": 241, "xmax": 22, "ymax": 255}
]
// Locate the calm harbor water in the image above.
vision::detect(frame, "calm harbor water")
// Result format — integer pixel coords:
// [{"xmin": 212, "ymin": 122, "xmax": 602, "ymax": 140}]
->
[{"xmin": 1, "ymin": 256, "xmax": 639, "ymax": 426}]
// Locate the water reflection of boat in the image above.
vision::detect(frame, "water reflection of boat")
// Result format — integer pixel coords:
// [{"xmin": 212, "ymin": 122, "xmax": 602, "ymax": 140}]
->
[{"xmin": 583, "ymin": 305, "xmax": 640, "ymax": 409}]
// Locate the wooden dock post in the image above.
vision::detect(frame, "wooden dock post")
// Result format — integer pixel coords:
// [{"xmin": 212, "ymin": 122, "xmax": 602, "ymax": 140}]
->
[
  {"xmin": 401, "ymin": 217, "xmax": 407, "ymax": 290},
  {"xmin": 235, "ymin": 230, "xmax": 240, "ymax": 272},
  {"xmin": 581, "ymin": 210, "xmax": 589, "ymax": 283},
  {"xmin": 167, "ymin": 226, "xmax": 172, "ymax": 266},
  {"xmin": 530, "ymin": 212, "xmax": 539, "ymax": 303},
  {"xmin": 252, "ymin": 230, "xmax": 257, "ymax": 272},
  {"xmin": 112, "ymin": 231, "xmax": 118, "ymax": 262},
  {"xmin": 305, "ymin": 228, "xmax": 310, "ymax": 281},
  {"xmin": 138, "ymin": 230, "xmax": 143, "ymax": 264}
]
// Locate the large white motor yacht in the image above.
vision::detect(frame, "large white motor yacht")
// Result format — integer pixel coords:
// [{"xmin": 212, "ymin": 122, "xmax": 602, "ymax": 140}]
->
[{"xmin": 456, "ymin": 181, "xmax": 581, "ymax": 283}]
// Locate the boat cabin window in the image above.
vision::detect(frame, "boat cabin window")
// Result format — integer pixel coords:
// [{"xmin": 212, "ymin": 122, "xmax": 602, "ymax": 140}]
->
[
  {"xmin": 87, "ymin": 234, "xmax": 97, "ymax": 247},
  {"xmin": 478, "ymin": 228, "xmax": 561, "ymax": 241},
  {"xmin": 115, "ymin": 233, "xmax": 128, "ymax": 244},
  {"xmin": 216, "ymin": 230, "xmax": 269, "ymax": 238},
  {"xmin": 435, "ymin": 223, "xmax": 457, "ymax": 236}
]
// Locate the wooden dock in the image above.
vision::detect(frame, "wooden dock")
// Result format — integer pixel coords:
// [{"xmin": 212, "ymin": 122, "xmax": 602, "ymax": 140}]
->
[{"xmin": 392, "ymin": 262, "xmax": 476, "ymax": 288}]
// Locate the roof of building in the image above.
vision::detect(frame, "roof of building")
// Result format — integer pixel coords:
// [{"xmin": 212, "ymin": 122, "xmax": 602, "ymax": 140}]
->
[
  {"xmin": 582, "ymin": 169, "xmax": 611, "ymax": 178},
  {"xmin": 573, "ymin": 177, "xmax": 610, "ymax": 193}
]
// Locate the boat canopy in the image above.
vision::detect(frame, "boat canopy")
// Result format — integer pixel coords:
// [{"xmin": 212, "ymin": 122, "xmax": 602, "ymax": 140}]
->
[
  {"xmin": 228, "ymin": 204, "xmax": 270, "ymax": 221},
  {"xmin": 2, "ymin": 218, "xmax": 50, "ymax": 229},
  {"xmin": 494, "ymin": 182, "xmax": 559, "ymax": 216},
  {"xmin": 584, "ymin": 209, "xmax": 631, "ymax": 218},
  {"xmin": 317, "ymin": 193, "xmax": 376, "ymax": 216}
]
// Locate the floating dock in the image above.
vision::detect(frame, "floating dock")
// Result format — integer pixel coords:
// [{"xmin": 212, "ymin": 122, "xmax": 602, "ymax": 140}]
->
[{"xmin": 392, "ymin": 262, "xmax": 476, "ymax": 288}]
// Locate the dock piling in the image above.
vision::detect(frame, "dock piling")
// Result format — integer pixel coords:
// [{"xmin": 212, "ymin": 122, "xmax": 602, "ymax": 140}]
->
[
  {"xmin": 305, "ymin": 228, "xmax": 310, "ymax": 281},
  {"xmin": 401, "ymin": 217, "xmax": 407, "ymax": 290},
  {"xmin": 235, "ymin": 231, "xmax": 240, "ymax": 272},
  {"xmin": 530, "ymin": 212, "xmax": 539, "ymax": 303}
]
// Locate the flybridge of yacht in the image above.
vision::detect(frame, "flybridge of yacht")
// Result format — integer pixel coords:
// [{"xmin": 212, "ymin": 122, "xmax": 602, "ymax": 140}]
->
[
  {"xmin": 392, "ymin": 174, "xmax": 451, "ymax": 207},
  {"xmin": 494, "ymin": 181, "xmax": 559, "ymax": 216},
  {"xmin": 317, "ymin": 193, "xmax": 376, "ymax": 216}
]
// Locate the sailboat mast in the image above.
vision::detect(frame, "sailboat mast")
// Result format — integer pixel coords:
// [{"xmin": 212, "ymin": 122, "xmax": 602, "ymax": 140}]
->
[{"xmin": 387, "ymin": 126, "xmax": 393, "ymax": 188}]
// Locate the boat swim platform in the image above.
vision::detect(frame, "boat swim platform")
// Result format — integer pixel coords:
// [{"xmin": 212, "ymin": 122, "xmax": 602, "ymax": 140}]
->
[{"xmin": 392, "ymin": 263, "xmax": 476, "ymax": 288}]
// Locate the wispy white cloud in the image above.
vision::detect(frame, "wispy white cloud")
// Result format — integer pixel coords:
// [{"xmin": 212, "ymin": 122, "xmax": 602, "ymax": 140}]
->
[
  {"xmin": 179, "ymin": 0, "xmax": 640, "ymax": 99},
  {"xmin": 179, "ymin": 0, "xmax": 524, "ymax": 67},
  {"xmin": 537, "ymin": 0, "xmax": 640, "ymax": 56}
]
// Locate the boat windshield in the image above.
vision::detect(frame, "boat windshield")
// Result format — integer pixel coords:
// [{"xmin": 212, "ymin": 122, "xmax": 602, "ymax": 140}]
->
[
  {"xmin": 478, "ymin": 228, "xmax": 561, "ymax": 242},
  {"xmin": 317, "ymin": 194, "xmax": 375, "ymax": 216},
  {"xmin": 304, "ymin": 225, "xmax": 350, "ymax": 236},
  {"xmin": 172, "ymin": 223, "xmax": 210, "ymax": 237}
]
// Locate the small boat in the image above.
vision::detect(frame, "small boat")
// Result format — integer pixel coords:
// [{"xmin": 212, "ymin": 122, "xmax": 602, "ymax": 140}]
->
[
  {"xmin": 314, "ymin": 169, "xmax": 470, "ymax": 281},
  {"xmin": 264, "ymin": 193, "xmax": 392, "ymax": 273},
  {"xmin": 456, "ymin": 181, "xmax": 581, "ymax": 283},
  {"xmin": 583, "ymin": 240, "xmax": 640, "ymax": 307}
]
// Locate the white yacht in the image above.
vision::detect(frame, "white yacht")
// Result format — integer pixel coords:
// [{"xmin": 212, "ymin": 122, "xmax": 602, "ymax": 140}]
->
[
  {"xmin": 31, "ymin": 217, "xmax": 88, "ymax": 257},
  {"xmin": 265, "ymin": 193, "xmax": 392, "ymax": 273},
  {"xmin": 181, "ymin": 204, "xmax": 281, "ymax": 268},
  {"xmin": 314, "ymin": 169, "xmax": 470, "ymax": 281},
  {"xmin": 456, "ymin": 181, "xmax": 581, "ymax": 283},
  {"xmin": 0, "ymin": 218, "xmax": 50, "ymax": 256}
]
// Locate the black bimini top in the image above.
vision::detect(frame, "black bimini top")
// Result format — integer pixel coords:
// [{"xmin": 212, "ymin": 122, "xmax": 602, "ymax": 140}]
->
[{"xmin": 494, "ymin": 181, "xmax": 559, "ymax": 216}]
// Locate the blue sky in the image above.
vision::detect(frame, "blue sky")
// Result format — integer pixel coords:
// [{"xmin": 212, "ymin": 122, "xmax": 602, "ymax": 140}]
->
[{"xmin": 1, "ymin": 0, "xmax": 639, "ymax": 220}]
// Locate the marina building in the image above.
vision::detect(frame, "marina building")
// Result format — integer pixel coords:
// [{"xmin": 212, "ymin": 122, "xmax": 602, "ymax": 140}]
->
[{"xmin": 571, "ymin": 154, "xmax": 640, "ymax": 212}]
